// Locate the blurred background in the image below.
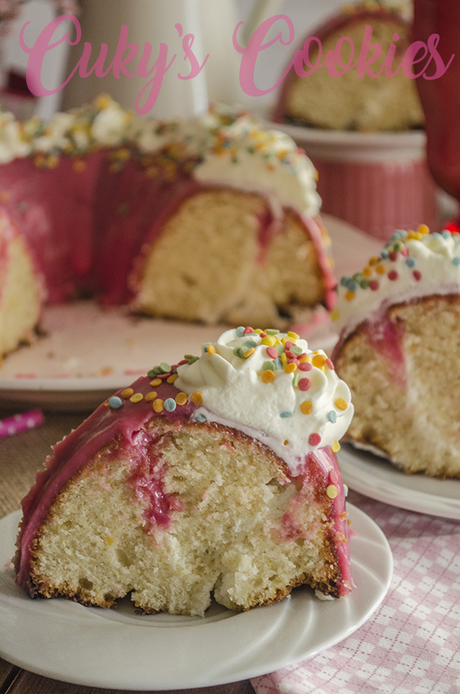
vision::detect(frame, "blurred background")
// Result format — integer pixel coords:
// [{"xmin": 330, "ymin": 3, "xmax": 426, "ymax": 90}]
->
[{"xmin": 0, "ymin": 0, "xmax": 456, "ymax": 234}]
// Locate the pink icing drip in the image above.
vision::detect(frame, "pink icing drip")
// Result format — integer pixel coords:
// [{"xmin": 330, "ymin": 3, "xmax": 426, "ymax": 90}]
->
[
  {"xmin": 282, "ymin": 447, "xmax": 352, "ymax": 596},
  {"xmin": 127, "ymin": 430, "xmax": 185, "ymax": 531},
  {"xmin": 14, "ymin": 376, "xmax": 196, "ymax": 592},
  {"xmin": 365, "ymin": 311, "xmax": 407, "ymax": 387},
  {"xmin": 0, "ymin": 154, "xmax": 333, "ymax": 309}
]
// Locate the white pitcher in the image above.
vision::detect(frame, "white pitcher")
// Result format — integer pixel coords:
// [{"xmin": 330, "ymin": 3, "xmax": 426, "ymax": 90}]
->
[{"xmin": 60, "ymin": 0, "xmax": 283, "ymax": 118}]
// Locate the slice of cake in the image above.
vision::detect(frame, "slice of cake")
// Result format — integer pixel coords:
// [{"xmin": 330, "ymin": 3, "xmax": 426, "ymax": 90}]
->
[
  {"xmin": 274, "ymin": 4, "xmax": 424, "ymax": 132},
  {"xmin": 0, "ymin": 97, "xmax": 335, "ymax": 361},
  {"xmin": 15, "ymin": 327, "xmax": 354, "ymax": 616},
  {"xmin": 332, "ymin": 225, "xmax": 460, "ymax": 477}
]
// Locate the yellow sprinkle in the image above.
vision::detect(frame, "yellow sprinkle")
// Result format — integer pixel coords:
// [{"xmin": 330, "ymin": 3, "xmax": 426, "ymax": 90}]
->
[
  {"xmin": 345, "ymin": 291, "xmax": 355, "ymax": 301},
  {"xmin": 254, "ymin": 329, "xmax": 263, "ymax": 334},
  {"xmin": 335, "ymin": 398, "xmax": 348, "ymax": 411},
  {"xmin": 299, "ymin": 355, "xmax": 312, "ymax": 363},
  {"xmin": 362, "ymin": 266, "xmax": 373, "ymax": 278},
  {"xmin": 287, "ymin": 331, "xmax": 299, "ymax": 340},
  {"xmin": 261, "ymin": 336, "xmax": 276, "ymax": 347},
  {"xmin": 191, "ymin": 391, "xmax": 204, "ymax": 406},
  {"xmin": 130, "ymin": 393, "xmax": 143, "ymax": 403},
  {"xmin": 418, "ymin": 224, "xmax": 430, "ymax": 235},
  {"xmin": 284, "ymin": 439, "xmax": 289, "ymax": 446},
  {"xmin": 261, "ymin": 370, "xmax": 275, "ymax": 383},
  {"xmin": 326, "ymin": 484, "xmax": 338, "ymax": 499},
  {"xmin": 121, "ymin": 388, "xmax": 134, "ymax": 399},
  {"xmin": 330, "ymin": 310, "xmax": 340, "ymax": 322},
  {"xmin": 300, "ymin": 401, "xmax": 313, "ymax": 415},
  {"xmin": 150, "ymin": 378, "xmax": 162, "ymax": 387},
  {"xmin": 145, "ymin": 391, "xmax": 157, "ymax": 401},
  {"xmin": 207, "ymin": 344, "xmax": 216, "ymax": 355},
  {"xmin": 104, "ymin": 402, "xmax": 109, "ymax": 407},
  {"xmin": 369, "ymin": 256, "xmax": 380, "ymax": 266},
  {"xmin": 95, "ymin": 94, "xmax": 112, "ymax": 110},
  {"xmin": 280, "ymin": 352, "xmax": 288, "ymax": 366},
  {"xmin": 331, "ymin": 440, "xmax": 341, "ymax": 452},
  {"xmin": 375, "ymin": 265, "xmax": 386, "ymax": 275},
  {"xmin": 244, "ymin": 347, "xmax": 255, "ymax": 358},
  {"xmin": 73, "ymin": 160, "xmax": 86, "ymax": 173},
  {"xmin": 312, "ymin": 354, "xmax": 327, "ymax": 368},
  {"xmin": 167, "ymin": 374, "xmax": 178, "ymax": 384},
  {"xmin": 175, "ymin": 392, "xmax": 188, "ymax": 406},
  {"xmin": 284, "ymin": 362, "xmax": 297, "ymax": 374},
  {"xmin": 153, "ymin": 398, "xmax": 164, "ymax": 413}
]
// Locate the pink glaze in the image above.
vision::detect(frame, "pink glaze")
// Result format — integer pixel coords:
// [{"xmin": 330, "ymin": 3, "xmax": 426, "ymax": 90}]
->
[
  {"xmin": 0, "ymin": 149, "xmax": 334, "ymax": 309},
  {"xmin": 333, "ymin": 305, "xmax": 407, "ymax": 389},
  {"xmin": 282, "ymin": 447, "xmax": 353, "ymax": 595},
  {"xmin": 15, "ymin": 370, "xmax": 352, "ymax": 599},
  {"xmin": 14, "ymin": 374, "xmax": 196, "ymax": 593}
]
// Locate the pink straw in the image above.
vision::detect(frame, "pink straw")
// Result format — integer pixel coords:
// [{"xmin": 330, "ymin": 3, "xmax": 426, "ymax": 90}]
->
[{"xmin": 0, "ymin": 410, "xmax": 44, "ymax": 438}]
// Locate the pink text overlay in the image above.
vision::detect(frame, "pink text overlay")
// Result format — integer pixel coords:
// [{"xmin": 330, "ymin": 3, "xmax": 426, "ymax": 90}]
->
[{"xmin": 19, "ymin": 14, "xmax": 455, "ymax": 112}]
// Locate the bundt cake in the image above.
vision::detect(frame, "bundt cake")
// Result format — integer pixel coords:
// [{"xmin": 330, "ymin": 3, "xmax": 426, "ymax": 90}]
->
[
  {"xmin": 0, "ymin": 97, "xmax": 335, "ymax": 360},
  {"xmin": 15, "ymin": 327, "xmax": 354, "ymax": 616},
  {"xmin": 274, "ymin": 3, "xmax": 424, "ymax": 132},
  {"xmin": 332, "ymin": 225, "xmax": 460, "ymax": 477}
]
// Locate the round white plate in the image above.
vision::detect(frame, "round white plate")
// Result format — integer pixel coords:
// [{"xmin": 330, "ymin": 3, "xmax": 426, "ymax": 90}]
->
[
  {"xmin": 338, "ymin": 445, "xmax": 460, "ymax": 520},
  {"xmin": 0, "ymin": 215, "xmax": 381, "ymax": 411},
  {"xmin": 0, "ymin": 505, "xmax": 391, "ymax": 690},
  {"xmin": 267, "ymin": 122, "xmax": 426, "ymax": 162}
]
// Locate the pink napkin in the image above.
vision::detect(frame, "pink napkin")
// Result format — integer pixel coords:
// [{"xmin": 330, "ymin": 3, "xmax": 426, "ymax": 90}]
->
[{"xmin": 252, "ymin": 490, "xmax": 460, "ymax": 694}]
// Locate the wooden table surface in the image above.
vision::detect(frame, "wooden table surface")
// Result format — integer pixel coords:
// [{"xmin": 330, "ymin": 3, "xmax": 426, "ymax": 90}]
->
[{"xmin": 0, "ymin": 409, "xmax": 256, "ymax": 694}]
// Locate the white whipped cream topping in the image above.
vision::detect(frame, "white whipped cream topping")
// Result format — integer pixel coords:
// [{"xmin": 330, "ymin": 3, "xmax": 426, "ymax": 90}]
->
[
  {"xmin": 333, "ymin": 228, "xmax": 460, "ymax": 339},
  {"xmin": 0, "ymin": 113, "xmax": 30, "ymax": 163},
  {"xmin": 175, "ymin": 328, "xmax": 352, "ymax": 472},
  {"xmin": 193, "ymin": 126, "xmax": 321, "ymax": 219},
  {"xmin": 90, "ymin": 100, "xmax": 132, "ymax": 146}
]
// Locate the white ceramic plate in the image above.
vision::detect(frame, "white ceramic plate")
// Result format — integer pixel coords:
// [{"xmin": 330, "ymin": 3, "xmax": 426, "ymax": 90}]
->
[
  {"xmin": 338, "ymin": 445, "xmax": 460, "ymax": 520},
  {"xmin": 0, "ymin": 215, "xmax": 381, "ymax": 411},
  {"xmin": 0, "ymin": 505, "xmax": 391, "ymax": 690}
]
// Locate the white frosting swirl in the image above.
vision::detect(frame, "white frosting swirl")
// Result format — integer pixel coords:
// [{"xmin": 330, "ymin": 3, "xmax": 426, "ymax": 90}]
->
[
  {"xmin": 333, "ymin": 227, "xmax": 460, "ymax": 339},
  {"xmin": 193, "ymin": 124, "xmax": 321, "ymax": 219},
  {"xmin": 175, "ymin": 328, "xmax": 352, "ymax": 472}
]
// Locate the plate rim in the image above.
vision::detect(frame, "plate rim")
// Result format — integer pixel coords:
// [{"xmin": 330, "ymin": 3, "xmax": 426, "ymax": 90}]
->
[
  {"xmin": 0, "ymin": 504, "xmax": 392, "ymax": 690},
  {"xmin": 339, "ymin": 444, "xmax": 460, "ymax": 520}
]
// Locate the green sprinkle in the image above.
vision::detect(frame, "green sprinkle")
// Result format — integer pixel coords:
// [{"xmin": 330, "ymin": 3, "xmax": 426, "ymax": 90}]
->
[
  {"xmin": 262, "ymin": 361, "xmax": 275, "ymax": 371},
  {"xmin": 159, "ymin": 362, "xmax": 171, "ymax": 373},
  {"xmin": 233, "ymin": 347, "xmax": 246, "ymax": 359},
  {"xmin": 245, "ymin": 339, "xmax": 257, "ymax": 349},
  {"xmin": 292, "ymin": 373, "xmax": 300, "ymax": 387},
  {"xmin": 236, "ymin": 327, "xmax": 245, "ymax": 338},
  {"xmin": 275, "ymin": 344, "xmax": 285, "ymax": 355},
  {"xmin": 290, "ymin": 345, "xmax": 303, "ymax": 356},
  {"xmin": 280, "ymin": 411, "xmax": 294, "ymax": 418},
  {"xmin": 184, "ymin": 354, "xmax": 196, "ymax": 360},
  {"xmin": 265, "ymin": 329, "xmax": 279, "ymax": 335},
  {"xmin": 164, "ymin": 398, "xmax": 177, "ymax": 412}
]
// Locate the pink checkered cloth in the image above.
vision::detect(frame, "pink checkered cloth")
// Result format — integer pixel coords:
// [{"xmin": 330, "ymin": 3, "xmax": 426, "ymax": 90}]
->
[{"xmin": 251, "ymin": 490, "xmax": 460, "ymax": 694}]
